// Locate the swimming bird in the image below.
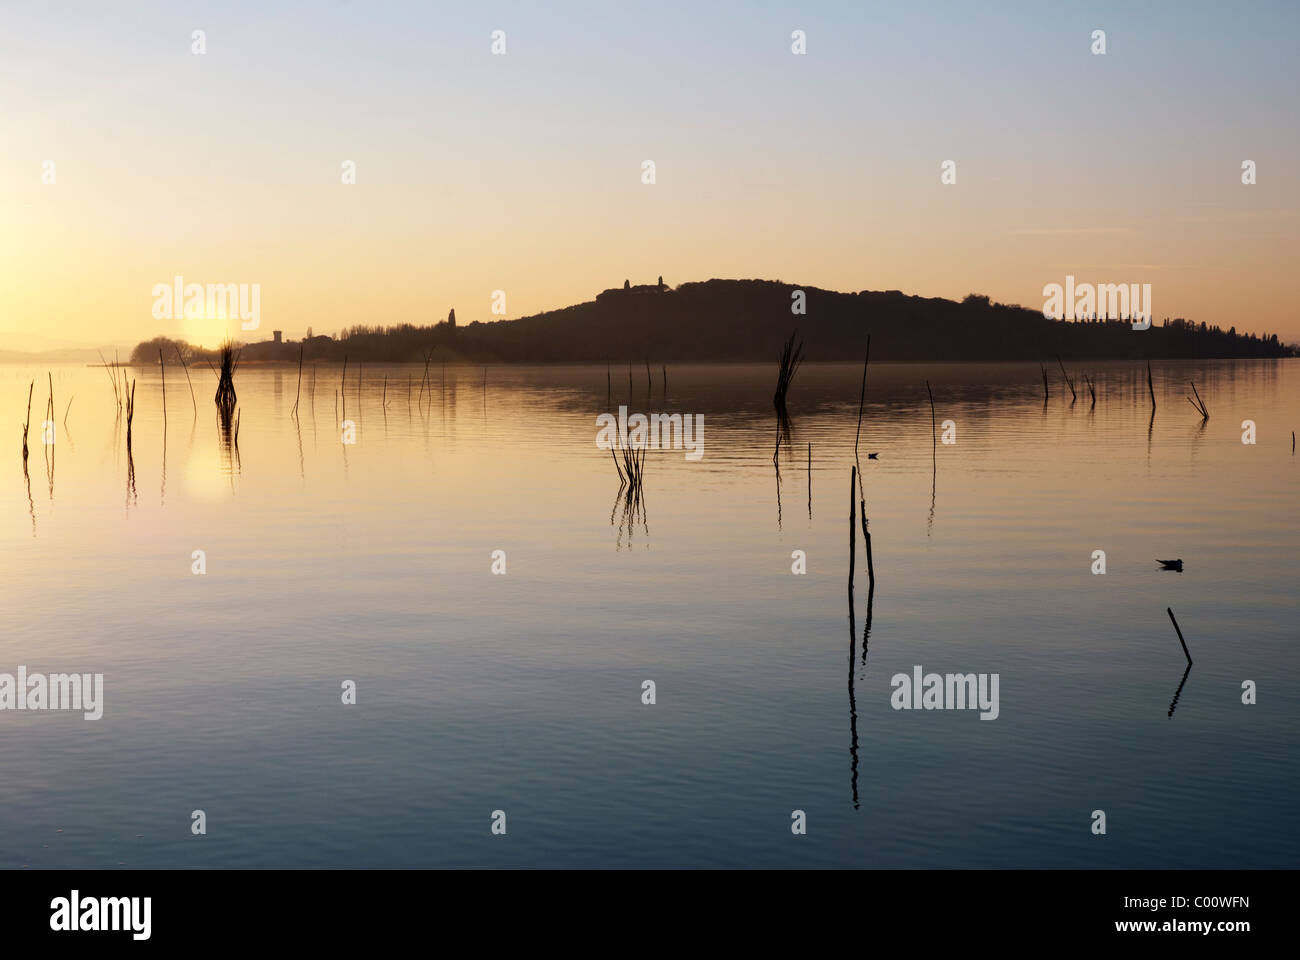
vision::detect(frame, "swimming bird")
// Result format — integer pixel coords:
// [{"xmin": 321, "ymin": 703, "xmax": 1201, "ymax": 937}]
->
[
  {"xmin": 867, "ymin": 452, "xmax": 878, "ymax": 460},
  {"xmin": 1156, "ymin": 559, "xmax": 1184, "ymax": 572}
]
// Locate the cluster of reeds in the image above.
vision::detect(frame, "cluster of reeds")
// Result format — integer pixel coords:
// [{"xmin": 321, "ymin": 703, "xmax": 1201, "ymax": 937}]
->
[
  {"xmin": 20, "ymin": 380, "xmax": 33, "ymax": 465},
  {"xmin": 43, "ymin": 374, "xmax": 55, "ymax": 495},
  {"xmin": 1187, "ymin": 381, "xmax": 1209, "ymax": 421},
  {"xmin": 124, "ymin": 376, "xmax": 137, "ymax": 502},
  {"xmin": 214, "ymin": 340, "xmax": 239, "ymax": 412},
  {"xmin": 772, "ymin": 330, "xmax": 804, "ymax": 459},
  {"xmin": 611, "ymin": 440, "xmax": 646, "ymax": 497},
  {"xmin": 97, "ymin": 350, "xmax": 124, "ymax": 413},
  {"xmin": 124, "ymin": 377, "xmax": 136, "ymax": 447}
]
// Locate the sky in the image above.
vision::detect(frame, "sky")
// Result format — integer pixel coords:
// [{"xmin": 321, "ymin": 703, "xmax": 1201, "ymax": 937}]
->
[{"xmin": 1, "ymin": 0, "xmax": 1297, "ymax": 349}]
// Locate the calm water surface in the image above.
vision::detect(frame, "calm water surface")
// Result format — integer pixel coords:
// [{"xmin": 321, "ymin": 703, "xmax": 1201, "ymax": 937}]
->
[{"xmin": 1, "ymin": 360, "xmax": 1297, "ymax": 868}]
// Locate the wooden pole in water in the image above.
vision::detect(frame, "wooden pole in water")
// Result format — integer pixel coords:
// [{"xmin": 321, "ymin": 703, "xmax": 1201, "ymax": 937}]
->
[
  {"xmin": 1147, "ymin": 359, "xmax": 1156, "ymax": 412},
  {"xmin": 848, "ymin": 466, "xmax": 857, "ymax": 597},
  {"xmin": 807, "ymin": 442, "xmax": 811, "ymax": 518},
  {"xmin": 1167, "ymin": 607, "xmax": 1192, "ymax": 664},
  {"xmin": 1040, "ymin": 363, "xmax": 1049, "ymax": 401},
  {"xmin": 21, "ymin": 380, "xmax": 33, "ymax": 462}
]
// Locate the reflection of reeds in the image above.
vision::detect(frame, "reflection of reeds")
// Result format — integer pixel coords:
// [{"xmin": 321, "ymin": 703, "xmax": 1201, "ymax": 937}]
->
[
  {"xmin": 217, "ymin": 401, "xmax": 241, "ymax": 476},
  {"xmin": 610, "ymin": 439, "xmax": 648, "ymax": 547}
]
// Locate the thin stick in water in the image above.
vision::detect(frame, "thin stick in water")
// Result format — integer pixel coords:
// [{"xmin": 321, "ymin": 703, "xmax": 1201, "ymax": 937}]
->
[
  {"xmin": 158, "ymin": 349, "xmax": 167, "ymax": 430},
  {"xmin": 174, "ymin": 345, "xmax": 196, "ymax": 414},
  {"xmin": 1167, "ymin": 607, "xmax": 1193, "ymax": 664},
  {"xmin": 291, "ymin": 343, "xmax": 304, "ymax": 418},
  {"xmin": 853, "ymin": 336, "xmax": 870, "ymax": 466},
  {"xmin": 1056, "ymin": 354, "xmax": 1076, "ymax": 401}
]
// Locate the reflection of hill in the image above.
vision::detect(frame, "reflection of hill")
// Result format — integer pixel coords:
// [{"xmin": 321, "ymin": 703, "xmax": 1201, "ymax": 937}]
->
[{"xmin": 139, "ymin": 279, "xmax": 1297, "ymax": 363}]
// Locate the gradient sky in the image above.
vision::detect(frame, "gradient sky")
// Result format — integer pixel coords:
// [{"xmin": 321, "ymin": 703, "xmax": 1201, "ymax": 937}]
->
[{"xmin": 2, "ymin": 0, "xmax": 1297, "ymax": 348}]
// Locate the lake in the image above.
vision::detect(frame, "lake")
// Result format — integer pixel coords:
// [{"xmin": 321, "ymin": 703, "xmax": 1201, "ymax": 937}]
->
[{"xmin": 1, "ymin": 359, "xmax": 1296, "ymax": 868}]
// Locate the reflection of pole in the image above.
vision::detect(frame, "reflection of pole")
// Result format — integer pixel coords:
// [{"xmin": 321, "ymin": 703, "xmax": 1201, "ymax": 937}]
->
[
  {"xmin": 862, "ymin": 497, "xmax": 874, "ymax": 587},
  {"xmin": 1168, "ymin": 662, "xmax": 1192, "ymax": 719},
  {"xmin": 847, "ymin": 602, "xmax": 860, "ymax": 810}
]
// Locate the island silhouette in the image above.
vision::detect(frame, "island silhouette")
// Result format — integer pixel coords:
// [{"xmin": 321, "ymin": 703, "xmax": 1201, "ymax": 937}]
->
[{"xmin": 129, "ymin": 279, "xmax": 1294, "ymax": 364}]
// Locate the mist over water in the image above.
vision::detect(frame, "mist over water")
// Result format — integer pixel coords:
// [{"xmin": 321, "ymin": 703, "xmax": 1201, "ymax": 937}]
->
[{"xmin": 1, "ymin": 360, "xmax": 1296, "ymax": 868}]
